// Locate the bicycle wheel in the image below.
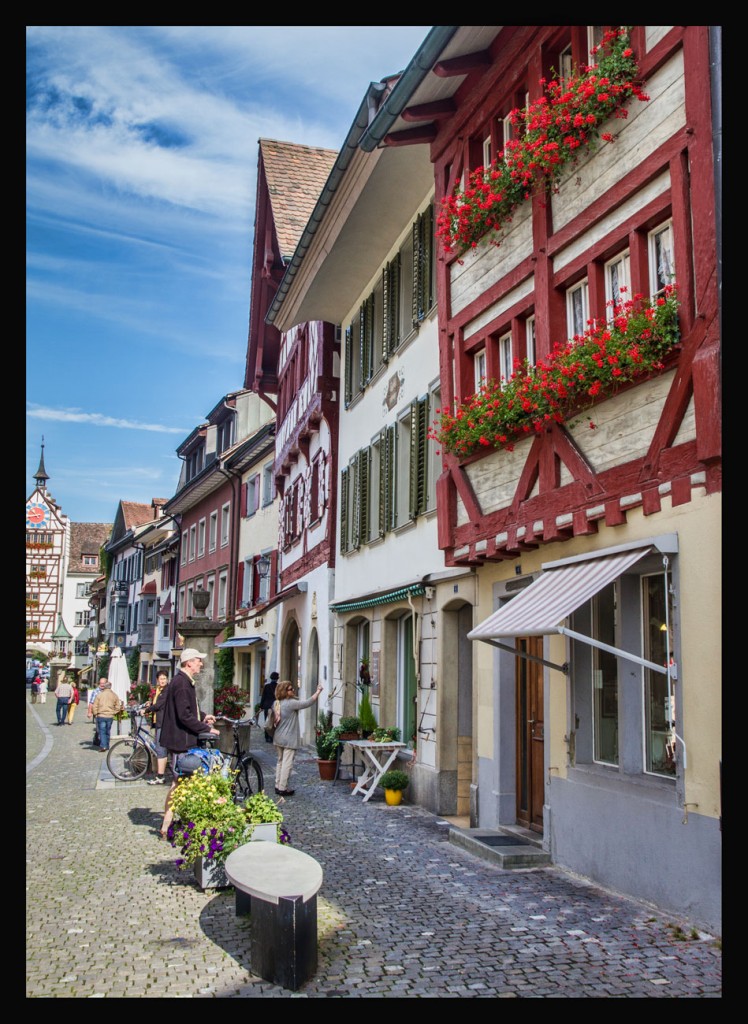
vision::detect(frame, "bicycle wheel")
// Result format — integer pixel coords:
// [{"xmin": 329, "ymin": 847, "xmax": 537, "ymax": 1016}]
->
[
  {"xmin": 234, "ymin": 755, "xmax": 264, "ymax": 801},
  {"xmin": 106, "ymin": 739, "xmax": 150, "ymax": 781}
]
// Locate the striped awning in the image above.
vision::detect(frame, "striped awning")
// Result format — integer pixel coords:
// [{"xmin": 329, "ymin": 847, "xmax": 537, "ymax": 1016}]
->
[
  {"xmin": 330, "ymin": 583, "xmax": 425, "ymax": 614},
  {"xmin": 469, "ymin": 548, "xmax": 651, "ymax": 641}
]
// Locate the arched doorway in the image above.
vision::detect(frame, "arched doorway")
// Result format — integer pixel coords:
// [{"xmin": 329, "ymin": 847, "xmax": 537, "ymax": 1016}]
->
[{"xmin": 283, "ymin": 618, "xmax": 301, "ymax": 690}]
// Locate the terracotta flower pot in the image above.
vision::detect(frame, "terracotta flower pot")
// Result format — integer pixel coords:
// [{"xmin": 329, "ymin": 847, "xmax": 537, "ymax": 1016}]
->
[{"xmin": 317, "ymin": 758, "xmax": 337, "ymax": 780}]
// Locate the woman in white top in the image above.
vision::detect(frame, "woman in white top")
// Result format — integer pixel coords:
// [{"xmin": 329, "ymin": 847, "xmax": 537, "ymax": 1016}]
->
[{"xmin": 272, "ymin": 680, "xmax": 323, "ymax": 796}]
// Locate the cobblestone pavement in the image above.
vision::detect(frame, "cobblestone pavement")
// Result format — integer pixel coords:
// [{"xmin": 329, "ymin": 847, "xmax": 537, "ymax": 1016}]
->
[{"xmin": 26, "ymin": 696, "xmax": 722, "ymax": 998}]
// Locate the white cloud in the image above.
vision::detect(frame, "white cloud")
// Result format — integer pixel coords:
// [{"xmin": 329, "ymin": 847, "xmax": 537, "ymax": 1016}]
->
[{"xmin": 26, "ymin": 404, "xmax": 188, "ymax": 434}]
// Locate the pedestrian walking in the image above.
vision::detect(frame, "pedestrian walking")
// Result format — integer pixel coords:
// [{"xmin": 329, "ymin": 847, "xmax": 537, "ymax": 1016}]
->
[
  {"xmin": 90, "ymin": 678, "xmax": 123, "ymax": 751},
  {"xmin": 259, "ymin": 671, "xmax": 279, "ymax": 742},
  {"xmin": 157, "ymin": 649, "xmax": 219, "ymax": 838},
  {"xmin": 38, "ymin": 674, "xmax": 48, "ymax": 704},
  {"xmin": 273, "ymin": 679, "xmax": 323, "ymax": 796},
  {"xmin": 55, "ymin": 675, "xmax": 73, "ymax": 725},
  {"xmin": 66, "ymin": 681, "xmax": 80, "ymax": 724},
  {"xmin": 30, "ymin": 672, "xmax": 41, "ymax": 704}
]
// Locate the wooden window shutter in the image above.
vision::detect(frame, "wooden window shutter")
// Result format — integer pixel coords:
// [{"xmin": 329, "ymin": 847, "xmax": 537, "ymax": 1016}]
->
[
  {"xmin": 358, "ymin": 447, "xmax": 370, "ymax": 545},
  {"xmin": 340, "ymin": 467, "xmax": 349, "ymax": 554},
  {"xmin": 415, "ymin": 205, "xmax": 434, "ymax": 322},
  {"xmin": 236, "ymin": 560, "xmax": 245, "ymax": 608},
  {"xmin": 409, "ymin": 397, "xmax": 430, "ymax": 519},
  {"xmin": 378, "ymin": 430, "xmax": 387, "ymax": 539},
  {"xmin": 351, "ymin": 453, "xmax": 361, "ymax": 549},
  {"xmin": 240, "ymin": 481, "xmax": 248, "ymax": 518},
  {"xmin": 411, "ymin": 220, "xmax": 419, "ymax": 329},
  {"xmin": 344, "ymin": 327, "xmax": 353, "ymax": 406},
  {"xmin": 269, "ymin": 549, "xmax": 278, "ymax": 599},
  {"xmin": 383, "ymin": 255, "xmax": 401, "ymax": 358},
  {"xmin": 382, "ymin": 424, "xmax": 397, "ymax": 532}
]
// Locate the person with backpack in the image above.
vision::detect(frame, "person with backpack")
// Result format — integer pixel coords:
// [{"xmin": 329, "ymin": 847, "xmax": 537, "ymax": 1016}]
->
[{"xmin": 30, "ymin": 672, "xmax": 41, "ymax": 704}]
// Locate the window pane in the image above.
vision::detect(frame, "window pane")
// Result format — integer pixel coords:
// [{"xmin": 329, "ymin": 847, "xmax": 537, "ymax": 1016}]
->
[
  {"xmin": 643, "ymin": 573, "xmax": 677, "ymax": 777},
  {"xmin": 592, "ymin": 583, "xmax": 619, "ymax": 765}
]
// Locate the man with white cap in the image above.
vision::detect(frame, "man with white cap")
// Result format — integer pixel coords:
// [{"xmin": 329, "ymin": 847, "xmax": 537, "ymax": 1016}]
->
[{"xmin": 156, "ymin": 649, "xmax": 219, "ymax": 839}]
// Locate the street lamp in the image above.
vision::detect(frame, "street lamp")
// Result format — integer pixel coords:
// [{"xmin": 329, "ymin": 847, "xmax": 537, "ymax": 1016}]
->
[{"xmin": 257, "ymin": 555, "xmax": 271, "ymax": 579}]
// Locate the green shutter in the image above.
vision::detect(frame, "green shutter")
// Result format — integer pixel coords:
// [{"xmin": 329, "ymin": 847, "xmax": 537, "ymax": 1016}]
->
[
  {"xmin": 340, "ymin": 467, "xmax": 349, "ymax": 553},
  {"xmin": 383, "ymin": 424, "xmax": 397, "ymax": 531},
  {"xmin": 351, "ymin": 453, "xmax": 361, "ymax": 549},
  {"xmin": 361, "ymin": 295, "xmax": 374, "ymax": 385},
  {"xmin": 344, "ymin": 327, "xmax": 353, "ymax": 406},
  {"xmin": 378, "ymin": 430, "xmax": 387, "ymax": 538},
  {"xmin": 383, "ymin": 255, "xmax": 401, "ymax": 358},
  {"xmin": 415, "ymin": 205, "xmax": 434, "ymax": 322},
  {"xmin": 359, "ymin": 447, "xmax": 370, "ymax": 544},
  {"xmin": 408, "ymin": 397, "xmax": 430, "ymax": 519},
  {"xmin": 411, "ymin": 221, "xmax": 419, "ymax": 329}
]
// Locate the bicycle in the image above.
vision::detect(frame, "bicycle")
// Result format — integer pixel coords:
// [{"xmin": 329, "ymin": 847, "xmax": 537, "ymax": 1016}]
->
[
  {"xmin": 210, "ymin": 714, "xmax": 264, "ymax": 800},
  {"xmin": 106, "ymin": 705, "xmax": 158, "ymax": 781}
]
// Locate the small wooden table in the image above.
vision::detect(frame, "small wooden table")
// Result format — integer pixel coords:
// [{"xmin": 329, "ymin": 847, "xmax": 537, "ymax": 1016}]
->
[
  {"xmin": 345, "ymin": 739, "xmax": 407, "ymax": 802},
  {"xmin": 224, "ymin": 842, "xmax": 323, "ymax": 991}
]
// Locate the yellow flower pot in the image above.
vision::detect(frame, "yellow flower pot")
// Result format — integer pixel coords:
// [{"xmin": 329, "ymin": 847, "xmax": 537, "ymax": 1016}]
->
[{"xmin": 384, "ymin": 788, "xmax": 402, "ymax": 806}]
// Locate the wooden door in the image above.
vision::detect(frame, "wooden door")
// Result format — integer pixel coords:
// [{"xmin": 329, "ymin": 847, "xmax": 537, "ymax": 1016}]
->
[{"xmin": 515, "ymin": 637, "xmax": 544, "ymax": 832}]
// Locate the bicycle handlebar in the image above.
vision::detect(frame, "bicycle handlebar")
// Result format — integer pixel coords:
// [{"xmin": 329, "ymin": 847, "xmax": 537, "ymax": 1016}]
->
[{"xmin": 215, "ymin": 714, "xmax": 255, "ymax": 726}]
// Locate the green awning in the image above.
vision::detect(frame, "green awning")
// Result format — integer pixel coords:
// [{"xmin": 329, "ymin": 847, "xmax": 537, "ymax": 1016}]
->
[{"xmin": 330, "ymin": 584, "xmax": 425, "ymax": 614}]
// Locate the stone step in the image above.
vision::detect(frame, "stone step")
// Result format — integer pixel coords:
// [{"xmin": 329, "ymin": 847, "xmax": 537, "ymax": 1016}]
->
[{"xmin": 448, "ymin": 827, "xmax": 552, "ymax": 869}]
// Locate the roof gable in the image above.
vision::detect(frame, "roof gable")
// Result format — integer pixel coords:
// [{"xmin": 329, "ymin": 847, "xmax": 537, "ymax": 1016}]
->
[{"xmin": 260, "ymin": 139, "xmax": 338, "ymax": 261}]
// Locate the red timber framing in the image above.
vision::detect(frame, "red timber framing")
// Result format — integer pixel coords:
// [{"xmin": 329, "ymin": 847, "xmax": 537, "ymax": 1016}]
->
[{"xmin": 421, "ymin": 25, "xmax": 719, "ymax": 567}]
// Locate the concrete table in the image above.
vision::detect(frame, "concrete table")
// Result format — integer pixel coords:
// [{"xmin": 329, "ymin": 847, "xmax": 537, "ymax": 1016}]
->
[{"xmin": 224, "ymin": 841, "xmax": 323, "ymax": 991}]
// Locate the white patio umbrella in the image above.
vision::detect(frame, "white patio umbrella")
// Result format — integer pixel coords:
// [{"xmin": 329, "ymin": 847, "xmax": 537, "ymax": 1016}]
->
[{"xmin": 108, "ymin": 646, "xmax": 132, "ymax": 737}]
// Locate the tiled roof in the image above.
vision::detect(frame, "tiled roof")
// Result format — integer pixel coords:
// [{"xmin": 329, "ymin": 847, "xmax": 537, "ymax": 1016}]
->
[
  {"xmin": 121, "ymin": 501, "xmax": 157, "ymax": 531},
  {"xmin": 140, "ymin": 580, "xmax": 157, "ymax": 595},
  {"xmin": 260, "ymin": 139, "xmax": 338, "ymax": 262},
  {"xmin": 69, "ymin": 522, "xmax": 112, "ymax": 558}
]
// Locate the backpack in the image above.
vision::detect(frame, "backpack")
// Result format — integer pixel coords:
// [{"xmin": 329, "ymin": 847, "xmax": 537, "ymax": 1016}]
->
[
  {"xmin": 264, "ymin": 700, "xmax": 281, "ymax": 740},
  {"xmin": 176, "ymin": 746, "xmax": 224, "ymax": 777}
]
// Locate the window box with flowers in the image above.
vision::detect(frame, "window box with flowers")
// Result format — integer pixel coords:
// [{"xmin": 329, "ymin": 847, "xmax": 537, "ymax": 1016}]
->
[
  {"xmin": 430, "ymin": 287, "xmax": 679, "ymax": 459},
  {"xmin": 436, "ymin": 29, "xmax": 650, "ymax": 256}
]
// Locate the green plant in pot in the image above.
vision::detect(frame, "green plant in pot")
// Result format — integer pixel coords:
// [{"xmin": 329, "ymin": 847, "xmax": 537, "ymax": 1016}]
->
[
  {"xmin": 358, "ymin": 688, "xmax": 377, "ymax": 737},
  {"xmin": 380, "ymin": 768, "xmax": 409, "ymax": 806},
  {"xmin": 315, "ymin": 728, "xmax": 340, "ymax": 782},
  {"xmin": 338, "ymin": 715, "xmax": 361, "ymax": 739},
  {"xmin": 370, "ymin": 726, "xmax": 401, "ymax": 743}
]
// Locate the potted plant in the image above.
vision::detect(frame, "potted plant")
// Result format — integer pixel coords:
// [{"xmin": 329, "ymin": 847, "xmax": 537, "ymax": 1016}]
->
[
  {"xmin": 370, "ymin": 726, "xmax": 401, "ymax": 743},
  {"xmin": 379, "ymin": 768, "xmax": 410, "ymax": 806},
  {"xmin": 315, "ymin": 728, "xmax": 340, "ymax": 780},
  {"xmin": 358, "ymin": 688, "xmax": 377, "ymax": 738},
  {"xmin": 167, "ymin": 768, "xmax": 286, "ymax": 889},
  {"xmin": 337, "ymin": 715, "xmax": 361, "ymax": 740},
  {"xmin": 213, "ymin": 685, "xmax": 248, "ymax": 752}
]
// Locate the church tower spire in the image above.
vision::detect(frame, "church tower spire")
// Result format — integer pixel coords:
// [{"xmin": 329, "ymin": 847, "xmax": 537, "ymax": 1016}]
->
[{"xmin": 34, "ymin": 437, "xmax": 49, "ymax": 490}]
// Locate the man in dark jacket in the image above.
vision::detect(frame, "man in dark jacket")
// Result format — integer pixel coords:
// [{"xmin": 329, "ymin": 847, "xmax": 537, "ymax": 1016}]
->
[
  {"xmin": 259, "ymin": 671, "xmax": 279, "ymax": 742},
  {"xmin": 157, "ymin": 648, "xmax": 219, "ymax": 838}
]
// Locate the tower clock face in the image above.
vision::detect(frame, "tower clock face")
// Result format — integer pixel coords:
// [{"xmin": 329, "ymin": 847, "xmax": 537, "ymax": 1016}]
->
[{"xmin": 26, "ymin": 501, "xmax": 50, "ymax": 529}]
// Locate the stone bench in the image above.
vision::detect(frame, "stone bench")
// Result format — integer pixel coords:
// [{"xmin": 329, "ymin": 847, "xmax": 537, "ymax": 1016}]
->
[{"xmin": 224, "ymin": 841, "xmax": 323, "ymax": 991}]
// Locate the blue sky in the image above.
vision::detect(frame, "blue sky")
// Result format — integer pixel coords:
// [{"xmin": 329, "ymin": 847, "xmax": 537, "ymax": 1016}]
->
[{"xmin": 26, "ymin": 25, "xmax": 431, "ymax": 524}]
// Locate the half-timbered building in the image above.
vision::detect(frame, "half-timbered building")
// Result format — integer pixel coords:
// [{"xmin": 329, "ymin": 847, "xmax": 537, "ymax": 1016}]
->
[
  {"xmin": 26, "ymin": 442, "xmax": 71, "ymax": 656},
  {"xmin": 244, "ymin": 139, "xmax": 338, "ymax": 743},
  {"xmin": 366, "ymin": 25, "xmax": 721, "ymax": 931}
]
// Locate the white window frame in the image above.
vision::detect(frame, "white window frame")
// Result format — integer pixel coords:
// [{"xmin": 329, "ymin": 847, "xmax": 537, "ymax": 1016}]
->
[
  {"xmin": 197, "ymin": 518, "xmax": 206, "ymax": 558},
  {"xmin": 206, "ymin": 575, "xmax": 215, "ymax": 619},
  {"xmin": 566, "ymin": 279, "xmax": 589, "ymax": 338},
  {"xmin": 188, "ymin": 524, "xmax": 197, "ymax": 562},
  {"xmin": 499, "ymin": 332, "xmax": 513, "ymax": 385},
  {"xmin": 482, "ymin": 133, "xmax": 491, "ymax": 168},
  {"xmin": 262, "ymin": 462, "xmax": 274, "ymax": 506},
  {"xmin": 648, "ymin": 220, "xmax": 675, "ymax": 296},
  {"xmin": 181, "ymin": 531, "xmax": 188, "ymax": 565},
  {"xmin": 525, "ymin": 315, "xmax": 536, "ymax": 366},
  {"xmin": 220, "ymin": 502, "xmax": 230, "ymax": 547},
  {"xmin": 217, "ymin": 571, "xmax": 228, "ymax": 620},
  {"xmin": 258, "ymin": 551, "xmax": 271, "ymax": 604},
  {"xmin": 605, "ymin": 250, "xmax": 631, "ymax": 314},
  {"xmin": 587, "ymin": 25, "xmax": 606, "ymax": 59},
  {"xmin": 247, "ymin": 475, "xmax": 260, "ymax": 517},
  {"xmin": 209, "ymin": 511, "xmax": 218, "ymax": 553},
  {"xmin": 178, "ymin": 587, "xmax": 186, "ymax": 621},
  {"xmin": 186, "ymin": 584, "xmax": 194, "ymax": 618},
  {"xmin": 559, "ymin": 43, "xmax": 573, "ymax": 90},
  {"xmin": 474, "ymin": 349, "xmax": 487, "ymax": 390}
]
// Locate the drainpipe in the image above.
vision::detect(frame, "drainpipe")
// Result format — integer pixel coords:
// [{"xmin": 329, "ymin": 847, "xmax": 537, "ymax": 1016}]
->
[{"xmin": 709, "ymin": 26, "xmax": 722, "ymax": 346}]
